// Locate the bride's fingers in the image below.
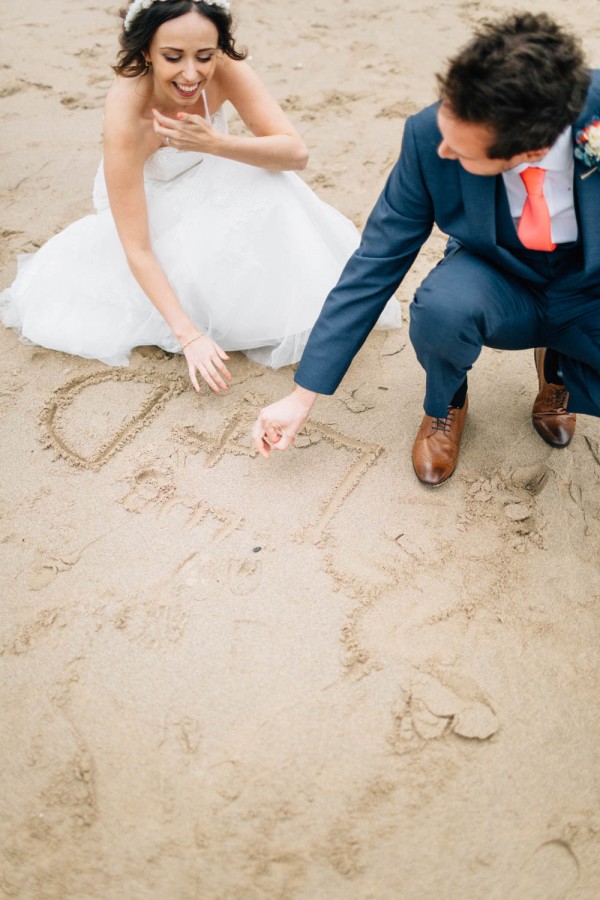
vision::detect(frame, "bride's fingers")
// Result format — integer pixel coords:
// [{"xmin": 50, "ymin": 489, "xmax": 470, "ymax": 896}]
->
[
  {"xmin": 152, "ymin": 108, "xmax": 177, "ymax": 127},
  {"xmin": 187, "ymin": 365, "xmax": 201, "ymax": 393},
  {"xmin": 151, "ymin": 117, "xmax": 178, "ymax": 145},
  {"xmin": 177, "ymin": 112, "xmax": 204, "ymax": 126},
  {"xmin": 199, "ymin": 363, "xmax": 226, "ymax": 393},
  {"xmin": 213, "ymin": 356, "xmax": 232, "ymax": 380},
  {"xmin": 205, "ymin": 362, "xmax": 229, "ymax": 391},
  {"xmin": 210, "ymin": 345, "xmax": 231, "ymax": 378},
  {"xmin": 201, "ymin": 372, "xmax": 220, "ymax": 393},
  {"xmin": 154, "ymin": 123, "xmax": 176, "ymax": 144}
]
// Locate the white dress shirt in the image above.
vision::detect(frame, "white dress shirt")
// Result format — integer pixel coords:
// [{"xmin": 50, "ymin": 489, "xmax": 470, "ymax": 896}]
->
[{"xmin": 502, "ymin": 127, "xmax": 578, "ymax": 244}]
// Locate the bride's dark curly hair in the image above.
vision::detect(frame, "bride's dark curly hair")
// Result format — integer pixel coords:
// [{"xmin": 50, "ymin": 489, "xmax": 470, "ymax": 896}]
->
[{"xmin": 114, "ymin": 0, "xmax": 247, "ymax": 78}]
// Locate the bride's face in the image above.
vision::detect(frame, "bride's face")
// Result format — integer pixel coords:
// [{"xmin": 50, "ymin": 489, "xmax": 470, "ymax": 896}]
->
[{"xmin": 147, "ymin": 11, "xmax": 219, "ymax": 106}]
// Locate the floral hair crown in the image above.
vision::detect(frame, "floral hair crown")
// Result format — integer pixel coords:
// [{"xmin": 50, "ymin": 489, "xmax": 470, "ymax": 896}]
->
[{"xmin": 124, "ymin": 0, "xmax": 230, "ymax": 32}]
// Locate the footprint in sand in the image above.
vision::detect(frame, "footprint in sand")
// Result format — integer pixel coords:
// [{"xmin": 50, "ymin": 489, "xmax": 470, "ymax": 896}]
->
[
  {"xmin": 227, "ymin": 557, "xmax": 263, "ymax": 596},
  {"xmin": 388, "ymin": 670, "xmax": 499, "ymax": 754},
  {"xmin": 338, "ymin": 383, "xmax": 381, "ymax": 414},
  {"xmin": 0, "ymin": 79, "xmax": 52, "ymax": 98},
  {"xmin": 161, "ymin": 713, "xmax": 202, "ymax": 757},
  {"xmin": 0, "ymin": 371, "xmax": 25, "ymax": 411},
  {"xmin": 375, "ymin": 99, "xmax": 420, "ymax": 119},
  {"xmin": 510, "ymin": 839, "xmax": 579, "ymax": 899},
  {"xmin": 40, "ymin": 370, "xmax": 186, "ymax": 469},
  {"xmin": 510, "ymin": 463, "xmax": 550, "ymax": 496},
  {"xmin": 60, "ymin": 94, "xmax": 101, "ymax": 110}
]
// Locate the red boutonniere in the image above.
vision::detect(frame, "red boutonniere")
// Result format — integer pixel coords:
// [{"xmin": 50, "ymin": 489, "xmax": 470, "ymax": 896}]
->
[{"xmin": 575, "ymin": 116, "xmax": 600, "ymax": 180}]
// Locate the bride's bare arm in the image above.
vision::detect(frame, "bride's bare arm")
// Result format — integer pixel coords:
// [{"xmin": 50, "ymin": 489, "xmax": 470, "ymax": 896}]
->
[
  {"xmin": 102, "ymin": 92, "xmax": 231, "ymax": 392},
  {"xmin": 152, "ymin": 58, "xmax": 308, "ymax": 171}
]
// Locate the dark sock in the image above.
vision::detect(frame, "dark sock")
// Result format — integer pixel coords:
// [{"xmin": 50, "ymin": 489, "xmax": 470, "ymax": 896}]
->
[
  {"xmin": 543, "ymin": 349, "xmax": 562, "ymax": 384},
  {"xmin": 449, "ymin": 378, "xmax": 468, "ymax": 409}
]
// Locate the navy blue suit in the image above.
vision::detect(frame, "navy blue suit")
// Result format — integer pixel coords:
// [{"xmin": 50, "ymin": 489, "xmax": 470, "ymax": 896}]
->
[{"xmin": 295, "ymin": 72, "xmax": 600, "ymax": 418}]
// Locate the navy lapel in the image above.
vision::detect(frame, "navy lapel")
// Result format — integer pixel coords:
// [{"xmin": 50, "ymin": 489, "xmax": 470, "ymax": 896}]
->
[
  {"xmin": 458, "ymin": 167, "xmax": 497, "ymax": 249},
  {"xmin": 573, "ymin": 119, "xmax": 600, "ymax": 274},
  {"xmin": 457, "ymin": 166, "xmax": 546, "ymax": 281}
]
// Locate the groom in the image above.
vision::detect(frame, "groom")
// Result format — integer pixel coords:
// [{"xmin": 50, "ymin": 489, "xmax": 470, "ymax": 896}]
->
[{"xmin": 252, "ymin": 12, "xmax": 600, "ymax": 485}]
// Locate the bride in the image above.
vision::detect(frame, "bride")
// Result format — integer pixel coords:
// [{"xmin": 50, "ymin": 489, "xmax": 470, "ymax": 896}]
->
[{"xmin": 1, "ymin": 0, "xmax": 400, "ymax": 393}]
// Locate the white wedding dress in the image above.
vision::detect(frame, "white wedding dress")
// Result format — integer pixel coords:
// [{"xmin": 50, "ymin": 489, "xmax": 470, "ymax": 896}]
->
[{"xmin": 0, "ymin": 97, "xmax": 400, "ymax": 368}]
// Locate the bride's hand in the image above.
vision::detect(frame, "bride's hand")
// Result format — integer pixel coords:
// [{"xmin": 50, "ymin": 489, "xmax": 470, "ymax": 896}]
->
[
  {"xmin": 152, "ymin": 109, "xmax": 217, "ymax": 154},
  {"xmin": 182, "ymin": 334, "xmax": 231, "ymax": 393}
]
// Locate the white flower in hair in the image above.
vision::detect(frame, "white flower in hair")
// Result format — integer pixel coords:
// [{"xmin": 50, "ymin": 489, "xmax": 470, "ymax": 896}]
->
[{"xmin": 124, "ymin": 0, "xmax": 230, "ymax": 32}]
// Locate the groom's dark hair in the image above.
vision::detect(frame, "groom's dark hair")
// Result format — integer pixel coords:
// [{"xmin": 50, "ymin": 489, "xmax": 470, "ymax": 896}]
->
[{"xmin": 437, "ymin": 12, "xmax": 590, "ymax": 159}]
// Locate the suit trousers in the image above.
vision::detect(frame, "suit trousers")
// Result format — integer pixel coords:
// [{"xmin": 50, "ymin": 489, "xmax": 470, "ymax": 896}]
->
[{"xmin": 409, "ymin": 241, "xmax": 600, "ymax": 419}]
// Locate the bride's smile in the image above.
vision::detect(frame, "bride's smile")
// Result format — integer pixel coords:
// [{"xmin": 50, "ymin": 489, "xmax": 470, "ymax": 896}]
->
[
  {"xmin": 146, "ymin": 11, "xmax": 218, "ymax": 111},
  {"xmin": 3, "ymin": 0, "xmax": 384, "ymax": 396}
]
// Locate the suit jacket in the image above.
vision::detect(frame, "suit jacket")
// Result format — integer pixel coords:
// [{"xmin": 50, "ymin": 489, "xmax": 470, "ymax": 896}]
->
[{"xmin": 295, "ymin": 71, "xmax": 600, "ymax": 394}]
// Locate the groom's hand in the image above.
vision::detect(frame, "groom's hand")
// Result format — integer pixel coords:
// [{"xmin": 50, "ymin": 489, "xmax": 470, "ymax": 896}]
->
[{"xmin": 252, "ymin": 387, "xmax": 318, "ymax": 459}]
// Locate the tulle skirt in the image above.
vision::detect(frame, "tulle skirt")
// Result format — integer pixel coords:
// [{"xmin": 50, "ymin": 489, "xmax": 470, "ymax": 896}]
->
[{"xmin": 0, "ymin": 152, "xmax": 401, "ymax": 368}]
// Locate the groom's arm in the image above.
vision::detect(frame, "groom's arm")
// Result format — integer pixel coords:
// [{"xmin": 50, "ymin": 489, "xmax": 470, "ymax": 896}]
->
[
  {"xmin": 294, "ymin": 114, "xmax": 436, "ymax": 394},
  {"xmin": 252, "ymin": 112, "xmax": 438, "ymax": 458}
]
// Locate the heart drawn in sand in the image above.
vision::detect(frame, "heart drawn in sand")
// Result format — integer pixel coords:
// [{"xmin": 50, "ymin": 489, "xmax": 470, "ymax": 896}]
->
[{"xmin": 40, "ymin": 370, "xmax": 186, "ymax": 469}]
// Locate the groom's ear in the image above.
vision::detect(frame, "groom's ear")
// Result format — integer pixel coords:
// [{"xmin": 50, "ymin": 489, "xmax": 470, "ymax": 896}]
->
[
  {"xmin": 506, "ymin": 147, "xmax": 552, "ymax": 168},
  {"xmin": 523, "ymin": 148, "xmax": 551, "ymax": 162}
]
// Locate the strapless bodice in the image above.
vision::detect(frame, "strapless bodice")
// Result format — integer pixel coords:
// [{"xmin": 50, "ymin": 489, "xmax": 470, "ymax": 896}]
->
[{"xmin": 93, "ymin": 105, "xmax": 228, "ymax": 210}]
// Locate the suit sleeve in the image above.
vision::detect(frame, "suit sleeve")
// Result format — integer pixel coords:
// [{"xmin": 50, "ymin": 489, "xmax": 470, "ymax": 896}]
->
[{"xmin": 294, "ymin": 115, "xmax": 435, "ymax": 394}]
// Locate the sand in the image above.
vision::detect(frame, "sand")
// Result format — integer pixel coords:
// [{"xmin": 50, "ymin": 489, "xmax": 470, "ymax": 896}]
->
[{"xmin": 1, "ymin": 0, "xmax": 600, "ymax": 897}]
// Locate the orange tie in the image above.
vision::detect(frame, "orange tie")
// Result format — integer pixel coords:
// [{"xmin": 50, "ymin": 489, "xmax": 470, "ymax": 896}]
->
[{"xmin": 517, "ymin": 167, "xmax": 556, "ymax": 251}]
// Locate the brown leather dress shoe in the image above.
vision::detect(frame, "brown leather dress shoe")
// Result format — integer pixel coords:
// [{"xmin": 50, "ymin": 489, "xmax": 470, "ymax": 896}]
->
[
  {"xmin": 532, "ymin": 349, "xmax": 576, "ymax": 448},
  {"xmin": 412, "ymin": 398, "xmax": 468, "ymax": 486}
]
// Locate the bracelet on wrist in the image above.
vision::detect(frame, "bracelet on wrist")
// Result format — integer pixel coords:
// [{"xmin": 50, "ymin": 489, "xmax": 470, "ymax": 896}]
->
[{"xmin": 181, "ymin": 334, "xmax": 204, "ymax": 351}]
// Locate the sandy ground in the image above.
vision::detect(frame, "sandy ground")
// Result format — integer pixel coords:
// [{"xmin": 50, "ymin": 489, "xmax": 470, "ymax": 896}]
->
[{"xmin": 1, "ymin": 0, "xmax": 600, "ymax": 897}]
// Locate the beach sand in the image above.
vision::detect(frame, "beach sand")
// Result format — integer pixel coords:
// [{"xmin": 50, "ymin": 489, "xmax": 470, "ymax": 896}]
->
[{"xmin": 1, "ymin": 0, "xmax": 600, "ymax": 897}]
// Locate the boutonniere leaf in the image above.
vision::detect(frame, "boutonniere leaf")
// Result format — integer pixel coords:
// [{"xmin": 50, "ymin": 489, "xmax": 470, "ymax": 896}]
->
[{"xmin": 575, "ymin": 115, "xmax": 600, "ymax": 180}]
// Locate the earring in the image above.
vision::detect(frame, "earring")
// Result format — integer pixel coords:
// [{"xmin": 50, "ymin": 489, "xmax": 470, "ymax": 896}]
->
[{"xmin": 144, "ymin": 58, "xmax": 151, "ymax": 68}]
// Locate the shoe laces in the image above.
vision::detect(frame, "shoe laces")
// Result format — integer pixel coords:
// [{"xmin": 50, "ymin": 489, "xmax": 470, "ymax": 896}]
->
[
  {"xmin": 545, "ymin": 384, "xmax": 568, "ymax": 413},
  {"xmin": 431, "ymin": 408, "xmax": 455, "ymax": 434}
]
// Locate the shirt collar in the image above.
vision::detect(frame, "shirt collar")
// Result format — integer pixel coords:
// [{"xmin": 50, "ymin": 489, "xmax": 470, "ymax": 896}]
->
[{"xmin": 507, "ymin": 126, "xmax": 573, "ymax": 175}]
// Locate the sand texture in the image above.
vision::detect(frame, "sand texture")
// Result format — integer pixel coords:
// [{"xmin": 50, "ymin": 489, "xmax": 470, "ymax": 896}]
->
[{"xmin": 1, "ymin": 0, "xmax": 600, "ymax": 897}]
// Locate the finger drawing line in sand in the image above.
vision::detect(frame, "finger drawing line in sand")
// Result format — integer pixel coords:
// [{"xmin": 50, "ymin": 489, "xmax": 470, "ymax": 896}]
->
[
  {"xmin": 173, "ymin": 402, "xmax": 256, "ymax": 468},
  {"xmin": 120, "ymin": 465, "xmax": 176, "ymax": 512},
  {"xmin": 1, "ymin": 606, "xmax": 67, "ymax": 657},
  {"xmin": 174, "ymin": 392, "xmax": 383, "ymax": 540},
  {"xmin": 299, "ymin": 420, "xmax": 383, "ymax": 541},
  {"xmin": 168, "ymin": 499, "xmax": 244, "ymax": 542},
  {"xmin": 176, "ymin": 548, "xmax": 263, "ymax": 597},
  {"xmin": 29, "ymin": 533, "xmax": 106, "ymax": 592},
  {"xmin": 40, "ymin": 370, "xmax": 186, "ymax": 469},
  {"xmin": 120, "ymin": 464, "xmax": 244, "ymax": 541},
  {"xmin": 340, "ymin": 593, "xmax": 383, "ymax": 678}
]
